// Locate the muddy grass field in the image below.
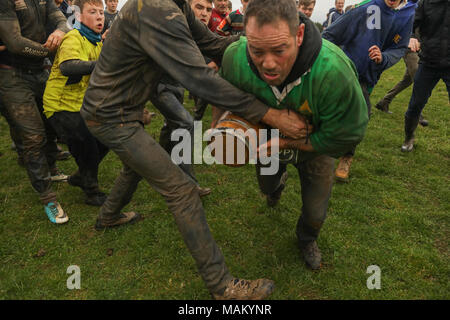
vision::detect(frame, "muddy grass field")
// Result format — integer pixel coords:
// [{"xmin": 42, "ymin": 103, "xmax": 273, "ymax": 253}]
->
[{"xmin": 0, "ymin": 62, "xmax": 448, "ymax": 300}]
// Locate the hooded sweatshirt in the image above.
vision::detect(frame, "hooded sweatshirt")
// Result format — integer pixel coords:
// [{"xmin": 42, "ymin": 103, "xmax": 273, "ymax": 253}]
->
[
  {"xmin": 323, "ymin": 0, "xmax": 417, "ymax": 88},
  {"xmin": 219, "ymin": 15, "xmax": 368, "ymax": 159},
  {"xmin": 323, "ymin": 7, "xmax": 344, "ymax": 29}
]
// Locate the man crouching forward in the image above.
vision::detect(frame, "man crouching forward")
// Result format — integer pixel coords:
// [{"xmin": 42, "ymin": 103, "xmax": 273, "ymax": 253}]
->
[{"xmin": 217, "ymin": 0, "xmax": 369, "ymax": 270}]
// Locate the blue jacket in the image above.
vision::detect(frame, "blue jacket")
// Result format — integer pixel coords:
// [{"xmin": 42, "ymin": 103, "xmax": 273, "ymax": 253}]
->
[
  {"xmin": 322, "ymin": 0, "xmax": 417, "ymax": 88},
  {"xmin": 323, "ymin": 8, "xmax": 344, "ymax": 29}
]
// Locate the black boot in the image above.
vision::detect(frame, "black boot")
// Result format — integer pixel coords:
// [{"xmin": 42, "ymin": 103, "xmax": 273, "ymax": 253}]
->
[
  {"xmin": 419, "ymin": 114, "xmax": 429, "ymax": 127},
  {"xmin": 401, "ymin": 115, "xmax": 420, "ymax": 152}
]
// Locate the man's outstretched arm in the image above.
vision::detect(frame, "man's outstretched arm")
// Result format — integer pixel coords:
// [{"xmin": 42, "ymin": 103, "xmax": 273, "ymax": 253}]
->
[{"xmin": 138, "ymin": 1, "xmax": 309, "ymax": 139}]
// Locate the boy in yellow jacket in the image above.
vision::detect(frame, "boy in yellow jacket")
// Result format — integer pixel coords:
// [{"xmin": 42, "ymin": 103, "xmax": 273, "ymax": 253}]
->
[{"xmin": 44, "ymin": 0, "xmax": 109, "ymax": 207}]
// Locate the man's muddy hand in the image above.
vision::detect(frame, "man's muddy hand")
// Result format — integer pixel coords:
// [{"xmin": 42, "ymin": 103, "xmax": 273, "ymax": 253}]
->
[{"xmin": 262, "ymin": 108, "xmax": 313, "ymax": 139}]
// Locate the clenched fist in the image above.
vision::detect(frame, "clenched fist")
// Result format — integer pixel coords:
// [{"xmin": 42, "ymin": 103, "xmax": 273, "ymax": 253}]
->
[{"xmin": 262, "ymin": 108, "xmax": 313, "ymax": 140}]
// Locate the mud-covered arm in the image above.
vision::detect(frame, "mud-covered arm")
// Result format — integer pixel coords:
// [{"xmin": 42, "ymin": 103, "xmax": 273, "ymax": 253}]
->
[
  {"xmin": 138, "ymin": 1, "xmax": 268, "ymax": 123},
  {"xmin": 0, "ymin": 2, "xmax": 49, "ymax": 58},
  {"xmin": 46, "ymin": 0, "xmax": 70, "ymax": 33},
  {"xmin": 60, "ymin": 59, "xmax": 96, "ymax": 77},
  {"xmin": 182, "ymin": 1, "xmax": 239, "ymax": 68}
]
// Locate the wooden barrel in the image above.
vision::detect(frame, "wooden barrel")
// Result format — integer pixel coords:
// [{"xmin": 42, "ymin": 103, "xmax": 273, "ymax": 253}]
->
[{"xmin": 209, "ymin": 112, "xmax": 266, "ymax": 167}]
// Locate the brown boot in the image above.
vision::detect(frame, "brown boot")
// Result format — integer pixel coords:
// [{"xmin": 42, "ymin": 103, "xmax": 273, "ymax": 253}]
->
[
  {"xmin": 335, "ymin": 155, "xmax": 353, "ymax": 182},
  {"xmin": 143, "ymin": 109, "xmax": 156, "ymax": 126},
  {"xmin": 212, "ymin": 278, "xmax": 275, "ymax": 300},
  {"xmin": 197, "ymin": 186, "xmax": 211, "ymax": 197},
  {"xmin": 95, "ymin": 212, "xmax": 141, "ymax": 231}
]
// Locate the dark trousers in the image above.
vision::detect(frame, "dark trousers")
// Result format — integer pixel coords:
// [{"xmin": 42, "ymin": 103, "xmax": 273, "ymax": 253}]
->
[
  {"xmin": 48, "ymin": 111, "xmax": 109, "ymax": 195},
  {"xmin": 0, "ymin": 68, "xmax": 58, "ymax": 204},
  {"xmin": 0, "ymin": 100, "xmax": 24, "ymax": 157},
  {"xmin": 86, "ymin": 121, "xmax": 232, "ymax": 294},
  {"xmin": 379, "ymin": 51, "xmax": 419, "ymax": 107},
  {"xmin": 256, "ymin": 154, "xmax": 335, "ymax": 245},
  {"xmin": 345, "ymin": 81, "xmax": 371, "ymax": 157},
  {"xmin": 193, "ymin": 96, "xmax": 209, "ymax": 121},
  {"xmin": 150, "ymin": 80, "xmax": 198, "ymax": 185},
  {"xmin": 405, "ymin": 64, "xmax": 450, "ymax": 120}
]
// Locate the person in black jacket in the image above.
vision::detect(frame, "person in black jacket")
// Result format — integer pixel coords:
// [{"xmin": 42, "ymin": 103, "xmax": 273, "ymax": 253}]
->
[{"xmin": 401, "ymin": 0, "xmax": 450, "ymax": 152}]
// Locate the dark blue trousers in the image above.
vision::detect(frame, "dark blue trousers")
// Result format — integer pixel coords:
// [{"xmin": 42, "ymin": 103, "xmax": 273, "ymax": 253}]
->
[{"xmin": 405, "ymin": 64, "xmax": 450, "ymax": 119}]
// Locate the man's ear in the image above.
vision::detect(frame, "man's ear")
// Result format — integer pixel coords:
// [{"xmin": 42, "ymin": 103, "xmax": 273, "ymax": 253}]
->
[{"xmin": 296, "ymin": 23, "xmax": 306, "ymax": 48}]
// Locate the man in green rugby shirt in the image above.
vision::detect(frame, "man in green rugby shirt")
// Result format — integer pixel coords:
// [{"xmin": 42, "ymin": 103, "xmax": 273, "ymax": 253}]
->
[{"xmin": 218, "ymin": 0, "xmax": 368, "ymax": 270}]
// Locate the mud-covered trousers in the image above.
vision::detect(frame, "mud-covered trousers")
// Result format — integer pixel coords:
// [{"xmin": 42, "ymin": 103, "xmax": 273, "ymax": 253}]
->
[
  {"xmin": 86, "ymin": 121, "xmax": 232, "ymax": 294},
  {"xmin": 0, "ymin": 68, "xmax": 58, "ymax": 204},
  {"xmin": 256, "ymin": 154, "xmax": 335, "ymax": 245},
  {"xmin": 0, "ymin": 101, "xmax": 24, "ymax": 157}
]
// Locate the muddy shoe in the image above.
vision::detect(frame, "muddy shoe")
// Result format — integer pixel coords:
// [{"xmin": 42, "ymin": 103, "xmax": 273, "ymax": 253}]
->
[
  {"xmin": 95, "ymin": 212, "xmax": 141, "ymax": 231},
  {"xmin": 197, "ymin": 186, "xmax": 211, "ymax": 197},
  {"xmin": 401, "ymin": 137, "xmax": 415, "ymax": 152},
  {"xmin": 266, "ymin": 171, "xmax": 288, "ymax": 207},
  {"xmin": 67, "ymin": 173, "xmax": 84, "ymax": 189},
  {"xmin": 213, "ymin": 278, "xmax": 275, "ymax": 300},
  {"xmin": 50, "ymin": 167, "xmax": 69, "ymax": 182},
  {"xmin": 419, "ymin": 114, "xmax": 429, "ymax": 127},
  {"xmin": 299, "ymin": 240, "xmax": 322, "ymax": 270},
  {"xmin": 335, "ymin": 155, "xmax": 353, "ymax": 182}
]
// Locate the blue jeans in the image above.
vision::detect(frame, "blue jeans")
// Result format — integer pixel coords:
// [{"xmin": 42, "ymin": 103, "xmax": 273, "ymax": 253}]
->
[{"xmin": 405, "ymin": 64, "xmax": 450, "ymax": 119}]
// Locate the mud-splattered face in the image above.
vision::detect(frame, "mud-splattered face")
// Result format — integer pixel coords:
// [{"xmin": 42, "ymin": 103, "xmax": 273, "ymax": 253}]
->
[{"xmin": 246, "ymin": 17, "xmax": 305, "ymax": 86}]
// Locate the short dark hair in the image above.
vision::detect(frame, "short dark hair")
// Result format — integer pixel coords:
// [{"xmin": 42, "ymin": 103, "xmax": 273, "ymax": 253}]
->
[
  {"xmin": 73, "ymin": 0, "xmax": 104, "ymax": 12},
  {"xmin": 244, "ymin": 0, "xmax": 299, "ymax": 36},
  {"xmin": 188, "ymin": 0, "xmax": 213, "ymax": 4},
  {"xmin": 298, "ymin": 0, "xmax": 315, "ymax": 7}
]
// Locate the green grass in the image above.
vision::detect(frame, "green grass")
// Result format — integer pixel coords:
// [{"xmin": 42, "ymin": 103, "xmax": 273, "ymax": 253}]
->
[{"xmin": 0, "ymin": 62, "xmax": 448, "ymax": 299}]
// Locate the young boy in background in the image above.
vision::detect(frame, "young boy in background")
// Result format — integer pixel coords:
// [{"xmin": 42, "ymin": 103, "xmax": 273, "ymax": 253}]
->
[
  {"xmin": 102, "ymin": 0, "xmax": 119, "ymax": 34},
  {"xmin": 43, "ymin": 0, "xmax": 109, "ymax": 206},
  {"xmin": 298, "ymin": 0, "xmax": 316, "ymax": 18}
]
